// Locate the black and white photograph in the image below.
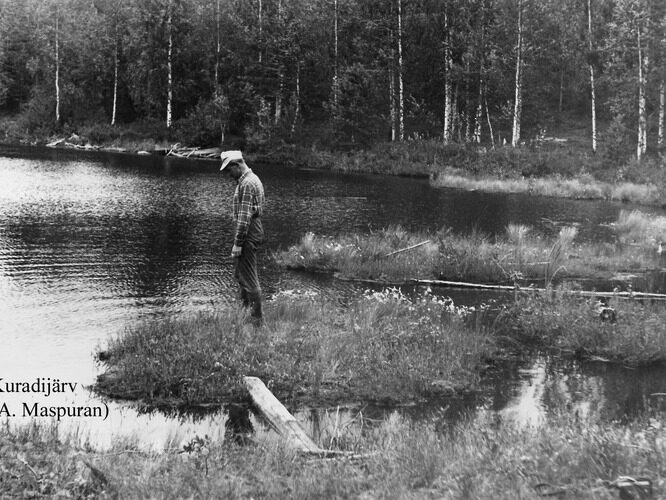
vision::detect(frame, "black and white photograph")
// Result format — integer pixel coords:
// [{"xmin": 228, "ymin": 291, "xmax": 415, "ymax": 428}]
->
[{"xmin": 0, "ymin": 0, "xmax": 664, "ymax": 497}]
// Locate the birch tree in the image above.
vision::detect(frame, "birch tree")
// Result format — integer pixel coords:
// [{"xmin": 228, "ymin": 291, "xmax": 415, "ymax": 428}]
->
[
  {"xmin": 397, "ymin": 0, "xmax": 404, "ymax": 141},
  {"xmin": 54, "ymin": 3, "xmax": 60, "ymax": 124},
  {"xmin": 636, "ymin": 21, "xmax": 647, "ymax": 159},
  {"xmin": 511, "ymin": 0, "xmax": 524, "ymax": 147},
  {"xmin": 442, "ymin": 1, "xmax": 453, "ymax": 143},
  {"xmin": 587, "ymin": 0, "xmax": 597, "ymax": 152}
]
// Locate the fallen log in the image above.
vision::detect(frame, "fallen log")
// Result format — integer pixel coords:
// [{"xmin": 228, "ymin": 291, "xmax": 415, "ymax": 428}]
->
[
  {"xmin": 411, "ymin": 279, "xmax": 666, "ymax": 299},
  {"xmin": 243, "ymin": 376, "xmax": 322, "ymax": 454},
  {"xmin": 384, "ymin": 240, "xmax": 431, "ymax": 258}
]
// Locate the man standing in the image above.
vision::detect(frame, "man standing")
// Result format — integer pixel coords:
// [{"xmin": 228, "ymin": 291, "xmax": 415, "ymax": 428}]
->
[{"xmin": 220, "ymin": 150, "xmax": 265, "ymax": 325}]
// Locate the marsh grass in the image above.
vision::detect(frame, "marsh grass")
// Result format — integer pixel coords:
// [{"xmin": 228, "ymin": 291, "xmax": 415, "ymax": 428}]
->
[
  {"xmin": 497, "ymin": 288, "xmax": 666, "ymax": 365},
  {"xmin": 615, "ymin": 209, "xmax": 666, "ymax": 248},
  {"xmin": 433, "ymin": 169, "xmax": 663, "ymax": 205},
  {"xmin": 96, "ymin": 289, "xmax": 494, "ymax": 407},
  {"xmin": 2, "ymin": 408, "xmax": 663, "ymax": 499},
  {"xmin": 276, "ymin": 215, "xmax": 666, "ymax": 286},
  {"xmin": 545, "ymin": 226, "xmax": 578, "ymax": 286}
]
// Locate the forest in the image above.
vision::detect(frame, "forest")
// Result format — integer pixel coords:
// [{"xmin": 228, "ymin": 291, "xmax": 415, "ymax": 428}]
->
[{"xmin": 0, "ymin": 0, "xmax": 664, "ymax": 164}]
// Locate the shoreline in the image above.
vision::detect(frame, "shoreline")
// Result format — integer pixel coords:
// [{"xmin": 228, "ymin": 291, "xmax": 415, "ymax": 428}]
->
[{"xmin": 2, "ymin": 138, "xmax": 665, "ymax": 208}]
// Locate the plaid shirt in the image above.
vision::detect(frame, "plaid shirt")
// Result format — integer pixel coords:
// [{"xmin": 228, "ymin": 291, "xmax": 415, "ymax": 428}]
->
[{"xmin": 233, "ymin": 169, "xmax": 264, "ymax": 246}]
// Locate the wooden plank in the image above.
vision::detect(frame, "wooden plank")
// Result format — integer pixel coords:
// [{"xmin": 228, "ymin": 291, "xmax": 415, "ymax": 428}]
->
[{"xmin": 243, "ymin": 376, "xmax": 322, "ymax": 454}]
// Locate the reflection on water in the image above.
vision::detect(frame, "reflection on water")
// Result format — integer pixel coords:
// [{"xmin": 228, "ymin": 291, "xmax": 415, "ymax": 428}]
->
[{"xmin": 1, "ymin": 146, "xmax": 665, "ymax": 449}]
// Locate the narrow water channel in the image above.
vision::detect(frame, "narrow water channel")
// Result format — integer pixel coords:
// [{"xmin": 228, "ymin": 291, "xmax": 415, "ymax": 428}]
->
[{"xmin": 0, "ymin": 145, "xmax": 663, "ymax": 449}]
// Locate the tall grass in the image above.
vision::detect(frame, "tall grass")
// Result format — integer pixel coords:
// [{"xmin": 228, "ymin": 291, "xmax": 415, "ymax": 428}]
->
[
  {"xmin": 2, "ymin": 409, "xmax": 663, "ymax": 499},
  {"xmin": 615, "ymin": 209, "xmax": 666, "ymax": 248},
  {"xmin": 545, "ymin": 226, "xmax": 578, "ymax": 286},
  {"xmin": 276, "ymin": 214, "xmax": 666, "ymax": 287},
  {"xmin": 496, "ymin": 287, "xmax": 666, "ymax": 365},
  {"xmin": 96, "ymin": 289, "xmax": 494, "ymax": 407}
]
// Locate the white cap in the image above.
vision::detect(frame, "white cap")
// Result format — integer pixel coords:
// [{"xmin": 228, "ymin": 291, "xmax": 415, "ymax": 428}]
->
[{"xmin": 220, "ymin": 150, "xmax": 243, "ymax": 171}]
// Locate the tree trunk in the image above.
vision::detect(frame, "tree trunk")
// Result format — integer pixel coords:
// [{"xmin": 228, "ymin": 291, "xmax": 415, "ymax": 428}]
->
[
  {"xmin": 55, "ymin": 7, "xmax": 60, "ymax": 124},
  {"xmin": 389, "ymin": 26, "xmax": 396, "ymax": 142},
  {"xmin": 111, "ymin": 24, "xmax": 118, "ymax": 126},
  {"xmin": 559, "ymin": 64, "xmax": 564, "ymax": 113},
  {"xmin": 474, "ymin": 79, "xmax": 483, "ymax": 143},
  {"xmin": 511, "ymin": 0, "xmax": 523, "ymax": 147},
  {"xmin": 659, "ymin": 79, "xmax": 665, "ymax": 148},
  {"xmin": 215, "ymin": 0, "xmax": 220, "ymax": 88},
  {"xmin": 442, "ymin": 4, "xmax": 453, "ymax": 144},
  {"xmin": 397, "ymin": 0, "xmax": 404, "ymax": 141},
  {"xmin": 258, "ymin": 0, "xmax": 262, "ymax": 63},
  {"xmin": 464, "ymin": 58, "xmax": 471, "ymax": 143},
  {"xmin": 332, "ymin": 0, "xmax": 339, "ymax": 113},
  {"xmin": 291, "ymin": 62, "xmax": 301, "ymax": 134},
  {"xmin": 485, "ymin": 94, "xmax": 495, "ymax": 148},
  {"xmin": 587, "ymin": 0, "xmax": 597, "ymax": 152},
  {"xmin": 637, "ymin": 28, "xmax": 647, "ymax": 159},
  {"xmin": 166, "ymin": 2, "xmax": 173, "ymax": 128}
]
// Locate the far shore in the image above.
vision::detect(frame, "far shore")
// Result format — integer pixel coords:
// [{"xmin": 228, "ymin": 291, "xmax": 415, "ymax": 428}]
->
[{"xmin": 3, "ymin": 132, "xmax": 665, "ymax": 208}]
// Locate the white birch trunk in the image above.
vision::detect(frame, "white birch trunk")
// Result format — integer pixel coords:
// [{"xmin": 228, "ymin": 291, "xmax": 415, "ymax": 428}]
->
[
  {"xmin": 55, "ymin": 8, "xmax": 60, "ymax": 123},
  {"xmin": 442, "ymin": 5, "xmax": 452, "ymax": 144},
  {"xmin": 465, "ymin": 59, "xmax": 471, "ymax": 142},
  {"xmin": 397, "ymin": 0, "xmax": 404, "ymax": 141},
  {"xmin": 474, "ymin": 79, "xmax": 483, "ymax": 143},
  {"xmin": 559, "ymin": 65, "xmax": 564, "ymax": 113},
  {"xmin": 166, "ymin": 3, "xmax": 173, "ymax": 128},
  {"xmin": 637, "ymin": 29, "xmax": 647, "ymax": 159},
  {"xmin": 587, "ymin": 0, "xmax": 597, "ymax": 152},
  {"xmin": 333, "ymin": 0, "xmax": 339, "ymax": 112},
  {"xmin": 291, "ymin": 63, "xmax": 301, "ymax": 134},
  {"xmin": 659, "ymin": 79, "xmax": 665, "ymax": 148},
  {"xmin": 258, "ymin": 0, "xmax": 262, "ymax": 63},
  {"xmin": 485, "ymin": 95, "xmax": 495, "ymax": 148},
  {"xmin": 389, "ymin": 27, "xmax": 396, "ymax": 142},
  {"xmin": 511, "ymin": 0, "xmax": 523, "ymax": 147},
  {"xmin": 215, "ymin": 0, "xmax": 220, "ymax": 88},
  {"xmin": 111, "ymin": 25, "xmax": 118, "ymax": 126}
]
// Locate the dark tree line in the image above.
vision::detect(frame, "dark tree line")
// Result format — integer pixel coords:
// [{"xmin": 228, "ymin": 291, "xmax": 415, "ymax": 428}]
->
[{"xmin": 0, "ymin": 0, "xmax": 664, "ymax": 158}]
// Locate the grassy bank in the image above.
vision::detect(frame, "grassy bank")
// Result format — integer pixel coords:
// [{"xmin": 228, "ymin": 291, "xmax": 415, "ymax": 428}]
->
[
  {"xmin": 2, "ymin": 410, "xmax": 663, "ymax": 499},
  {"xmin": 274, "ymin": 211, "xmax": 666, "ymax": 285},
  {"xmin": 96, "ymin": 289, "xmax": 494, "ymax": 408}
]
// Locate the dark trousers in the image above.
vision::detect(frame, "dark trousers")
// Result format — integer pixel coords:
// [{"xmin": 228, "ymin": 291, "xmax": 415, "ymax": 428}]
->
[{"xmin": 235, "ymin": 239, "xmax": 262, "ymax": 323}]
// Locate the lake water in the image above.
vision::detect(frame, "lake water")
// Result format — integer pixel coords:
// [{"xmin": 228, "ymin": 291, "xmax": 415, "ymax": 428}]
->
[{"xmin": 1, "ymin": 145, "xmax": 664, "ymax": 449}]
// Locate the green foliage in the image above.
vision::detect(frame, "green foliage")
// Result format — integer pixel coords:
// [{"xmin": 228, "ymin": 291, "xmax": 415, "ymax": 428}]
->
[{"xmin": 174, "ymin": 93, "xmax": 229, "ymax": 147}]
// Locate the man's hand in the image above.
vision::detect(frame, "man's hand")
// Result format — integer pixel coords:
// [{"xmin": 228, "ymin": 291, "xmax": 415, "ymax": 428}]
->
[{"xmin": 231, "ymin": 244, "xmax": 243, "ymax": 258}]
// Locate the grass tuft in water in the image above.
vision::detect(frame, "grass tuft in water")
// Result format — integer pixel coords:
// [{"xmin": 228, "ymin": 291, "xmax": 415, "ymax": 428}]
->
[{"xmin": 276, "ymin": 210, "xmax": 666, "ymax": 286}]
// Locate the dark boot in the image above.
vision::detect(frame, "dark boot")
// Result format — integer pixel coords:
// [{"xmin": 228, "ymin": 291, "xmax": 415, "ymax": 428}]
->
[
  {"xmin": 240, "ymin": 288, "xmax": 251, "ymax": 308},
  {"xmin": 248, "ymin": 291, "xmax": 263, "ymax": 326}
]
